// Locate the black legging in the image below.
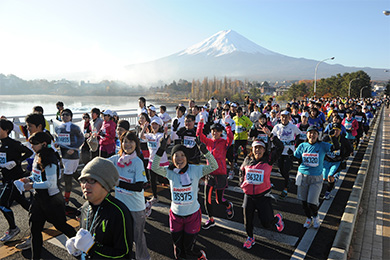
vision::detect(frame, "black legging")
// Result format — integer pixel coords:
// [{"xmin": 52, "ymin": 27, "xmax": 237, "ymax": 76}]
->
[
  {"xmin": 204, "ymin": 185, "xmax": 229, "ymax": 218},
  {"xmin": 171, "ymin": 231, "xmax": 202, "ymax": 260},
  {"xmin": 277, "ymin": 155, "xmax": 293, "ymax": 190},
  {"xmin": 30, "ymin": 192, "xmax": 76, "ymax": 259},
  {"xmin": 233, "ymin": 140, "xmax": 248, "ymax": 163},
  {"xmin": 0, "ymin": 182, "xmax": 30, "ymax": 229},
  {"xmin": 243, "ymin": 195, "xmax": 277, "ymax": 238},
  {"xmin": 302, "ymin": 201, "xmax": 318, "ymax": 218}
]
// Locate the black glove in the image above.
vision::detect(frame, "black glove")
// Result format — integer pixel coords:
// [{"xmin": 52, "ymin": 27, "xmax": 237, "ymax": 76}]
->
[
  {"xmin": 287, "ymin": 148, "xmax": 294, "ymax": 156},
  {"xmin": 172, "ymin": 119, "xmax": 179, "ymax": 131},
  {"xmin": 156, "ymin": 135, "xmax": 168, "ymax": 156},
  {"xmin": 195, "ymin": 136, "xmax": 208, "ymax": 154}
]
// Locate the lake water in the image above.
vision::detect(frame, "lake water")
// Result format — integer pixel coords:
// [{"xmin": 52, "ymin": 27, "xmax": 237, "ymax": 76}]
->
[{"xmin": 0, "ymin": 94, "xmax": 169, "ymax": 119}]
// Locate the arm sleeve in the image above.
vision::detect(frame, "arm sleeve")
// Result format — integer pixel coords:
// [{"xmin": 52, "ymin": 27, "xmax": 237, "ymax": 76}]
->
[
  {"xmin": 73, "ymin": 125, "xmax": 85, "ymax": 149},
  {"xmin": 202, "ymin": 151, "xmax": 218, "ymax": 176},
  {"xmin": 151, "ymin": 155, "xmax": 168, "ymax": 177},
  {"xmin": 32, "ymin": 164, "xmax": 57, "ymax": 190},
  {"xmin": 118, "ymin": 181, "xmax": 144, "ymax": 192}
]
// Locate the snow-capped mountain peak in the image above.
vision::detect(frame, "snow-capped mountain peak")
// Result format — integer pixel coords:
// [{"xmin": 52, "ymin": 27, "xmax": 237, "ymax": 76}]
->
[{"xmin": 178, "ymin": 29, "xmax": 277, "ymax": 57}]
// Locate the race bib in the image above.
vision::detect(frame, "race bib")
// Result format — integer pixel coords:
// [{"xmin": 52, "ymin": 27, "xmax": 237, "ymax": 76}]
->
[
  {"xmin": 0, "ymin": 152, "xmax": 6, "ymax": 164},
  {"xmin": 338, "ymin": 113, "xmax": 345, "ymax": 119},
  {"xmin": 299, "ymin": 131, "xmax": 307, "ymax": 140},
  {"xmin": 57, "ymin": 133, "xmax": 71, "ymax": 145},
  {"xmin": 327, "ymin": 149, "xmax": 340, "ymax": 158},
  {"xmin": 257, "ymin": 134, "xmax": 268, "ymax": 143},
  {"xmin": 32, "ymin": 168, "xmax": 43, "ymax": 182},
  {"xmin": 119, "ymin": 175, "xmax": 134, "ymax": 184},
  {"xmin": 302, "ymin": 153, "xmax": 319, "ymax": 167},
  {"xmin": 183, "ymin": 136, "xmax": 196, "ymax": 148},
  {"xmin": 172, "ymin": 186, "xmax": 193, "ymax": 205},
  {"xmin": 344, "ymin": 122, "xmax": 352, "ymax": 130},
  {"xmin": 282, "ymin": 140, "xmax": 295, "ymax": 154},
  {"xmin": 236, "ymin": 126, "xmax": 245, "ymax": 133},
  {"xmin": 355, "ymin": 116, "xmax": 362, "ymax": 122},
  {"xmin": 147, "ymin": 140, "xmax": 158, "ymax": 149},
  {"xmin": 246, "ymin": 168, "xmax": 264, "ymax": 185}
]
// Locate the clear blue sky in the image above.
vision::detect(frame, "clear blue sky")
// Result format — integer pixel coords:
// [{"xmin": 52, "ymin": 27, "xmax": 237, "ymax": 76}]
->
[{"xmin": 0, "ymin": 0, "xmax": 389, "ymax": 81}]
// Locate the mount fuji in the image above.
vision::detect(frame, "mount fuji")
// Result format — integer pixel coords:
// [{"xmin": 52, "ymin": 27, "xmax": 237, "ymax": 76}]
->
[{"xmin": 125, "ymin": 30, "xmax": 387, "ymax": 83}]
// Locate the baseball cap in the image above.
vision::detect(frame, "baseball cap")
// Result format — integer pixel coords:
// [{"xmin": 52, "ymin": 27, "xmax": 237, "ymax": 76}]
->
[
  {"xmin": 307, "ymin": 126, "xmax": 319, "ymax": 133},
  {"xmin": 151, "ymin": 117, "xmax": 163, "ymax": 126},
  {"xmin": 252, "ymin": 140, "xmax": 266, "ymax": 148},
  {"xmin": 102, "ymin": 109, "xmax": 114, "ymax": 117},
  {"xmin": 148, "ymin": 106, "xmax": 156, "ymax": 112},
  {"xmin": 301, "ymin": 112, "xmax": 309, "ymax": 118},
  {"xmin": 280, "ymin": 110, "xmax": 290, "ymax": 115}
]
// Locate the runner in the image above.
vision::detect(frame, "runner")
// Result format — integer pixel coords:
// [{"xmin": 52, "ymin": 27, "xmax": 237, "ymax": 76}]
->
[
  {"xmin": 239, "ymin": 128, "xmax": 285, "ymax": 249},
  {"xmin": 66, "ymin": 157, "xmax": 133, "ymax": 259},
  {"xmin": 294, "ymin": 126, "xmax": 339, "ymax": 229},
  {"xmin": 176, "ymin": 114, "xmax": 201, "ymax": 164},
  {"xmin": 21, "ymin": 132, "xmax": 76, "ymax": 259},
  {"xmin": 53, "ymin": 109, "xmax": 84, "ymax": 206},
  {"xmin": 140, "ymin": 117, "xmax": 170, "ymax": 204},
  {"xmin": 80, "ymin": 113, "xmax": 92, "ymax": 165},
  {"xmin": 271, "ymin": 110, "xmax": 301, "ymax": 199},
  {"xmin": 151, "ymin": 137, "xmax": 217, "ymax": 260},
  {"xmin": 196, "ymin": 119, "xmax": 234, "ymax": 229},
  {"xmin": 90, "ymin": 108, "xmax": 103, "ymax": 159},
  {"xmin": 232, "ymin": 106, "xmax": 252, "ymax": 177},
  {"xmin": 322, "ymin": 123, "xmax": 353, "ymax": 200},
  {"xmin": 0, "ymin": 119, "xmax": 33, "ymax": 242},
  {"xmin": 342, "ymin": 110, "xmax": 359, "ymax": 151},
  {"xmin": 109, "ymin": 131, "xmax": 150, "ymax": 260},
  {"xmin": 98, "ymin": 109, "xmax": 117, "ymax": 158}
]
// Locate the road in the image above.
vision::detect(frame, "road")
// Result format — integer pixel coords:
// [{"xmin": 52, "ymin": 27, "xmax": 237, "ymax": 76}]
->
[{"xmin": 0, "ymin": 111, "xmax": 381, "ymax": 260}]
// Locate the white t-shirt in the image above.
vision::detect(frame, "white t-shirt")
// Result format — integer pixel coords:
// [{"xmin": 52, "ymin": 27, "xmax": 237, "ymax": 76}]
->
[{"xmin": 271, "ymin": 122, "xmax": 302, "ymax": 155}]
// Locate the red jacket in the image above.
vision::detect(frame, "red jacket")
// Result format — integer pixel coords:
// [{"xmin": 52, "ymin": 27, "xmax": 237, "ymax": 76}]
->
[
  {"xmin": 99, "ymin": 120, "xmax": 117, "ymax": 147},
  {"xmin": 196, "ymin": 121, "xmax": 233, "ymax": 175}
]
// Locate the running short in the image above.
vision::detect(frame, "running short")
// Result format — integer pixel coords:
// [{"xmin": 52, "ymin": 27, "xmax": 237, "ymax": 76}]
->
[{"xmin": 169, "ymin": 208, "xmax": 201, "ymax": 234}]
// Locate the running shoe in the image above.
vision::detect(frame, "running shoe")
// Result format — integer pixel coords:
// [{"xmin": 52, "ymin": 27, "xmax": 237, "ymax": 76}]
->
[
  {"xmin": 303, "ymin": 218, "xmax": 312, "ymax": 228},
  {"xmin": 15, "ymin": 236, "xmax": 31, "ymax": 250},
  {"xmin": 228, "ymin": 170, "xmax": 235, "ymax": 180},
  {"xmin": 243, "ymin": 237, "xmax": 255, "ymax": 249},
  {"xmin": 313, "ymin": 216, "xmax": 320, "ymax": 229},
  {"xmin": 226, "ymin": 202, "xmax": 234, "ymax": 219},
  {"xmin": 145, "ymin": 201, "xmax": 152, "ymax": 217},
  {"xmin": 198, "ymin": 250, "xmax": 207, "ymax": 260},
  {"xmin": 202, "ymin": 219, "xmax": 216, "ymax": 229},
  {"xmin": 275, "ymin": 213, "xmax": 284, "ymax": 232},
  {"xmin": 279, "ymin": 190, "xmax": 288, "ymax": 200},
  {"xmin": 148, "ymin": 196, "xmax": 159, "ymax": 205},
  {"xmin": 324, "ymin": 191, "xmax": 332, "ymax": 200},
  {"xmin": 0, "ymin": 226, "xmax": 20, "ymax": 242}
]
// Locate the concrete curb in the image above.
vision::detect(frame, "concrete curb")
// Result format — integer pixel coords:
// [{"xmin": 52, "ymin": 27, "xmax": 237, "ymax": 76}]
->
[{"xmin": 327, "ymin": 106, "xmax": 383, "ymax": 260}]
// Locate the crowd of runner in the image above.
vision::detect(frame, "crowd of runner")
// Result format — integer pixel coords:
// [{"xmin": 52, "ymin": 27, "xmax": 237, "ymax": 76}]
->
[{"xmin": 0, "ymin": 95, "xmax": 387, "ymax": 259}]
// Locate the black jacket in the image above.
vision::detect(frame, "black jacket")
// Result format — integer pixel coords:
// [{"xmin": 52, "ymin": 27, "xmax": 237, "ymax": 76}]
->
[
  {"xmin": 0, "ymin": 136, "xmax": 33, "ymax": 182},
  {"xmin": 79, "ymin": 194, "xmax": 133, "ymax": 259}
]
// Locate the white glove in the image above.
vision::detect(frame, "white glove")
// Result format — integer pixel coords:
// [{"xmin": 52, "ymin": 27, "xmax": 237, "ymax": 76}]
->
[
  {"xmin": 66, "ymin": 237, "xmax": 82, "ymax": 256},
  {"xmin": 74, "ymin": 228, "xmax": 95, "ymax": 253},
  {"xmin": 13, "ymin": 180, "xmax": 25, "ymax": 194},
  {"xmin": 3, "ymin": 161, "xmax": 16, "ymax": 170}
]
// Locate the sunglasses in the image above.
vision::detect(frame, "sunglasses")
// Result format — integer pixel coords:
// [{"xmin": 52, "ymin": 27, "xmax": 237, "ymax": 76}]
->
[
  {"xmin": 62, "ymin": 113, "xmax": 70, "ymax": 117},
  {"xmin": 83, "ymin": 116, "xmax": 89, "ymax": 119},
  {"xmin": 79, "ymin": 178, "xmax": 97, "ymax": 184}
]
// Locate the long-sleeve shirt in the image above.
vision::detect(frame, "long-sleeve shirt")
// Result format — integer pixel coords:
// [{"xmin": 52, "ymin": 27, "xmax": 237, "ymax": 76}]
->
[
  {"xmin": 0, "ymin": 136, "xmax": 33, "ymax": 181},
  {"xmin": 151, "ymin": 151, "xmax": 218, "ymax": 216},
  {"xmin": 54, "ymin": 122, "xmax": 84, "ymax": 159},
  {"xmin": 30, "ymin": 155, "xmax": 60, "ymax": 197}
]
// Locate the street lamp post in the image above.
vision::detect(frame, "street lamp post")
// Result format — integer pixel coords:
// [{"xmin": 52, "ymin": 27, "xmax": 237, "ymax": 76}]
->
[
  {"xmin": 314, "ymin": 57, "xmax": 335, "ymax": 98},
  {"xmin": 360, "ymin": 86, "xmax": 369, "ymax": 99},
  {"xmin": 348, "ymin": 78, "xmax": 360, "ymax": 98}
]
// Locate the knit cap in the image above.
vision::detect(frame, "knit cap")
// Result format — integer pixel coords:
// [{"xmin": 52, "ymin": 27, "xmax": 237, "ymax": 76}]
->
[
  {"xmin": 79, "ymin": 157, "xmax": 119, "ymax": 191},
  {"xmin": 171, "ymin": 144, "xmax": 189, "ymax": 160},
  {"xmin": 117, "ymin": 120, "xmax": 130, "ymax": 131}
]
